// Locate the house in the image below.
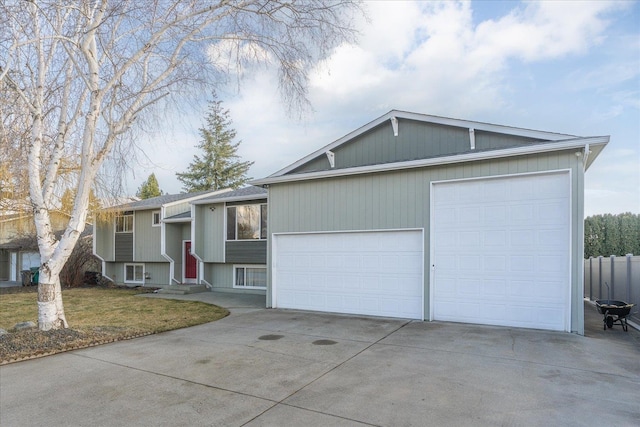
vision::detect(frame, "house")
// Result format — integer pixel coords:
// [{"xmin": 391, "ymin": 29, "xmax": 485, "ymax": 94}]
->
[
  {"xmin": 191, "ymin": 186, "xmax": 268, "ymax": 294},
  {"xmin": 94, "ymin": 186, "xmax": 267, "ymax": 293},
  {"xmin": 0, "ymin": 211, "xmax": 71, "ymax": 282},
  {"xmin": 251, "ymin": 110, "xmax": 609, "ymax": 334},
  {"xmin": 94, "ymin": 190, "xmax": 226, "ymax": 286}
]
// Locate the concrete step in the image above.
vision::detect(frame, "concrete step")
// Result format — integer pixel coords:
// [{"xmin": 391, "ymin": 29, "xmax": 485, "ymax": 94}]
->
[{"xmin": 156, "ymin": 285, "xmax": 208, "ymax": 295}]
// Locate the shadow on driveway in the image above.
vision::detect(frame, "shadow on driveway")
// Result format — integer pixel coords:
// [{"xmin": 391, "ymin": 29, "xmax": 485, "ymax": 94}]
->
[{"xmin": 1, "ymin": 296, "xmax": 638, "ymax": 426}]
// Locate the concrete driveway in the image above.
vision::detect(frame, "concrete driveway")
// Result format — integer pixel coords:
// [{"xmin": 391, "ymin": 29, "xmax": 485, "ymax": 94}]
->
[{"xmin": 1, "ymin": 294, "xmax": 638, "ymax": 426}]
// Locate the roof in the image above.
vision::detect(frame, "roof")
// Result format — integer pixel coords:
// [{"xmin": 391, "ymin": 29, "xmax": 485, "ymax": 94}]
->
[
  {"xmin": 251, "ymin": 110, "xmax": 609, "ymax": 186},
  {"xmin": 0, "ymin": 225, "xmax": 93, "ymax": 250},
  {"xmin": 191, "ymin": 186, "xmax": 268, "ymax": 205},
  {"xmin": 107, "ymin": 189, "xmax": 232, "ymax": 211},
  {"xmin": 163, "ymin": 211, "xmax": 192, "ymax": 222}
]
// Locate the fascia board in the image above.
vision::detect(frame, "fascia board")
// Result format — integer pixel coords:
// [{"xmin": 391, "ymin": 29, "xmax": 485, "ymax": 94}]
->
[
  {"xmin": 162, "ymin": 188, "xmax": 232, "ymax": 208},
  {"xmin": 251, "ymin": 136, "xmax": 609, "ymax": 186},
  {"xmin": 191, "ymin": 194, "xmax": 268, "ymax": 205},
  {"xmin": 162, "ymin": 217, "xmax": 191, "ymax": 223},
  {"xmin": 267, "ymin": 110, "xmax": 579, "ymax": 178}
]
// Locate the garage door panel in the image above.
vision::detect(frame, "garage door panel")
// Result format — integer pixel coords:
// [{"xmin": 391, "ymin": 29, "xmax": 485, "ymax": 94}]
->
[
  {"xmin": 274, "ymin": 230, "xmax": 423, "ymax": 319},
  {"xmin": 433, "ymin": 173, "xmax": 570, "ymax": 331}
]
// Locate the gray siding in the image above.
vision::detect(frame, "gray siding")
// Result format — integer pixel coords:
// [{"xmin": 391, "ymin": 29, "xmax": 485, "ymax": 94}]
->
[
  {"xmin": 291, "ymin": 119, "xmax": 544, "ymax": 174},
  {"xmin": 134, "ymin": 210, "xmax": 163, "ymax": 261},
  {"xmin": 203, "ymin": 262, "xmax": 266, "ymax": 294},
  {"xmin": 95, "ymin": 220, "xmax": 115, "ymax": 261},
  {"xmin": 105, "ymin": 262, "xmax": 169, "ymax": 286},
  {"xmin": 225, "ymin": 241, "xmax": 267, "ymax": 264},
  {"xmin": 204, "ymin": 263, "xmax": 233, "ymax": 288},
  {"xmin": 164, "ymin": 223, "xmax": 183, "ymax": 282},
  {"xmin": 268, "ymin": 150, "xmax": 585, "ymax": 333},
  {"xmin": 193, "ymin": 203, "xmax": 225, "ymax": 262},
  {"xmin": 114, "ymin": 233, "xmax": 133, "ymax": 262},
  {"xmin": 165, "ymin": 201, "xmax": 191, "ymax": 218}
]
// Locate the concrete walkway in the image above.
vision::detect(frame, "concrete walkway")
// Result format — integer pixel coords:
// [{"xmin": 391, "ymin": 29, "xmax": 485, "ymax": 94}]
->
[{"xmin": 1, "ymin": 293, "xmax": 638, "ymax": 426}]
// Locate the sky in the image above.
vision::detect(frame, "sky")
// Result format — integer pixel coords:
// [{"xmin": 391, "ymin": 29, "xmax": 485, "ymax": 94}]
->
[{"xmin": 129, "ymin": 0, "xmax": 640, "ymax": 217}]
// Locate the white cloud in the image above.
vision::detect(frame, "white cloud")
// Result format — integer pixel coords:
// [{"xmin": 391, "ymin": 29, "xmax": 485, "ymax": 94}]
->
[{"xmin": 126, "ymin": 0, "xmax": 639, "ymax": 217}]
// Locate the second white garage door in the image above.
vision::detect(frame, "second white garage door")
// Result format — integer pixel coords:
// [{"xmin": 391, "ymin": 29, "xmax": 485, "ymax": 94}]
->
[
  {"xmin": 431, "ymin": 172, "xmax": 571, "ymax": 331},
  {"xmin": 273, "ymin": 230, "xmax": 424, "ymax": 319}
]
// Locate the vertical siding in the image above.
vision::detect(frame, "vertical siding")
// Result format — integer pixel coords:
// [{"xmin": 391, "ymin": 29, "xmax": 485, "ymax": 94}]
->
[
  {"xmin": 95, "ymin": 220, "xmax": 115, "ymax": 261},
  {"xmin": 204, "ymin": 263, "xmax": 233, "ymax": 289},
  {"xmin": 105, "ymin": 262, "xmax": 169, "ymax": 286},
  {"xmin": 134, "ymin": 210, "xmax": 163, "ymax": 261},
  {"xmin": 268, "ymin": 150, "xmax": 584, "ymax": 332},
  {"xmin": 164, "ymin": 223, "xmax": 183, "ymax": 282},
  {"xmin": 204, "ymin": 262, "xmax": 266, "ymax": 294},
  {"xmin": 165, "ymin": 201, "xmax": 191, "ymax": 218},
  {"xmin": 290, "ymin": 121, "xmax": 546, "ymax": 174}
]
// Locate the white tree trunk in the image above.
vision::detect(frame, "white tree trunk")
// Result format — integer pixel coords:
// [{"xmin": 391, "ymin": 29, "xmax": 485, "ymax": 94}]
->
[{"xmin": 37, "ymin": 270, "xmax": 68, "ymax": 331}]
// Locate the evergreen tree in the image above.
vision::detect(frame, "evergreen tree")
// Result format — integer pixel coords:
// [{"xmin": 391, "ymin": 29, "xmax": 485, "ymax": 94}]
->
[
  {"xmin": 176, "ymin": 94, "xmax": 253, "ymax": 192},
  {"xmin": 137, "ymin": 173, "xmax": 163, "ymax": 199}
]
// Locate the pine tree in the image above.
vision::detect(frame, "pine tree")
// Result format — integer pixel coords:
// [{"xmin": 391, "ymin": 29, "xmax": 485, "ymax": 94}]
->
[
  {"xmin": 176, "ymin": 94, "xmax": 253, "ymax": 192},
  {"xmin": 137, "ymin": 173, "xmax": 163, "ymax": 199}
]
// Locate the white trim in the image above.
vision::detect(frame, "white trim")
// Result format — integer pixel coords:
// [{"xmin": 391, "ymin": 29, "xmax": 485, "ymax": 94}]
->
[
  {"xmin": 151, "ymin": 210, "xmax": 161, "ymax": 226},
  {"xmin": 429, "ymin": 170, "xmax": 572, "ymax": 331},
  {"xmin": 252, "ymin": 136, "xmax": 609, "ymax": 186},
  {"xmin": 469, "ymin": 128, "xmax": 475, "ymax": 150},
  {"xmin": 182, "ymin": 240, "xmax": 197, "ymax": 284},
  {"xmin": 191, "ymin": 192, "xmax": 267, "ymax": 205},
  {"xmin": 271, "ymin": 228, "xmax": 425, "ymax": 320},
  {"xmin": 124, "ymin": 263, "xmax": 145, "ymax": 284},
  {"xmin": 266, "ymin": 110, "xmax": 580, "ymax": 178},
  {"xmin": 225, "ymin": 203, "xmax": 268, "ymax": 241},
  {"xmin": 160, "ymin": 206, "xmax": 174, "ymax": 285},
  {"xmin": 233, "ymin": 264, "xmax": 267, "ymax": 289}
]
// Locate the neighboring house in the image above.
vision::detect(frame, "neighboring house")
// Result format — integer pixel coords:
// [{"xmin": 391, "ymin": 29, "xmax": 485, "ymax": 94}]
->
[
  {"xmin": 252, "ymin": 110, "xmax": 609, "ymax": 334},
  {"xmin": 0, "ymin": 211, "xmax": 71, "ymax": 282},
  {"xmin": 94, "ymin": 187, "xmax": 267, "ymax": 293},
  {"xmin": 191, "ymin": 186, "xmax": 268, "ymax": 294}
]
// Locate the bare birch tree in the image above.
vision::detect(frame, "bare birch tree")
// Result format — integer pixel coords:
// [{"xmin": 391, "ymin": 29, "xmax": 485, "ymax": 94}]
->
[{"xmin": 0, "ymin": 0, "xmax": 360, "ymax": 330}]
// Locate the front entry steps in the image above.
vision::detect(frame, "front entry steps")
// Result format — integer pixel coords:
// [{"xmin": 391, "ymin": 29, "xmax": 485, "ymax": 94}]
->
[{"xmin": 155, "ymin": 284, "xmax": 208, "ymax": 295}]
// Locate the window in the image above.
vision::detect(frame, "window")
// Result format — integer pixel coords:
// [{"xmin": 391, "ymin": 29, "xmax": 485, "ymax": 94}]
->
[
  {"xmin": 234, "ymin": 265, "xmax": 266, "ymax": 288},
  {"xmin": 115, "ymin": 211, "xmax": 134, "ymax": 233},
  {"xmin": 152, "ymin": 211, "xmax": 161, "ymax": 226},
  {"xmin": 124, "ymin": 263, "xmax": 144, "ymax": 284},
  {"xmin": 226, "ymin": 204, "xmax": 267, "ymax": 240}
]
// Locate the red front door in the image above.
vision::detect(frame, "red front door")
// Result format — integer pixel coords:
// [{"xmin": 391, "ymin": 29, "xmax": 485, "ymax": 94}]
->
[{"xmin": 184, "ymin": 241, "xmax": 197, "ymax": 281}]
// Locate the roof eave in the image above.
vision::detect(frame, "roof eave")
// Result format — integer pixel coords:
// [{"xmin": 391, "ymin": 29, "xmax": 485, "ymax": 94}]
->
[
  {"xmin": 191, "ymin": 193, "xmax": 268, "ymax": 205},
  {"xmin": 251, "ymin": 136, "xmax": 609, "ymax": 186},
  {"xmin": 268, "ymin": 110, "xmax": 579, "ymax": 178}
]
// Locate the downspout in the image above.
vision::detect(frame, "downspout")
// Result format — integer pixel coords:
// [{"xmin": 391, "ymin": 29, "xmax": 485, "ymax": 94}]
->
[
  {"xmin": 159, "ymin": 205, "xmax": 176, "ymax": 285},
  {"xmin": 92, "ymin": 215, "xmax": 113, "ymax": 283}
]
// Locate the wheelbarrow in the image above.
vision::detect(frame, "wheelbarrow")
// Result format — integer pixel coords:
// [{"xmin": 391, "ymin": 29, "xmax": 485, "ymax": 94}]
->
[{"xmin": 595, "ymin": 300, "xmax": 635, "ymax": 332}]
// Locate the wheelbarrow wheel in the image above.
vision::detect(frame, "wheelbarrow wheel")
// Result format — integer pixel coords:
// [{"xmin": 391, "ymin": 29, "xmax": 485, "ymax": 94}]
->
[{"xmin": 606, "ymin": 316, "xmax": 614, "ymax": 329}]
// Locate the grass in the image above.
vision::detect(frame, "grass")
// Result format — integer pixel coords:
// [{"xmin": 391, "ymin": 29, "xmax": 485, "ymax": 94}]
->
[{"xmin": 0, "ymin": 286, "xmax": 229, "ymax": 363}]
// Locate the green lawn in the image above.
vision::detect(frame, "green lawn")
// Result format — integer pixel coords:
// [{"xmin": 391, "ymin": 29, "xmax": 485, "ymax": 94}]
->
[{"xmin": 0, "ymin": 287, "xmax": 229, "ymax": 362}]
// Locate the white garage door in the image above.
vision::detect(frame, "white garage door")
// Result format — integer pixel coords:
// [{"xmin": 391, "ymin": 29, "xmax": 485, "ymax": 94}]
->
[
  {"xmin": 273, "ymin": 230, "xmax": 423, "ymax": 319},
  {"xmin": 432, "ymin": 172, "xmax": 570, "ymax": 331}
]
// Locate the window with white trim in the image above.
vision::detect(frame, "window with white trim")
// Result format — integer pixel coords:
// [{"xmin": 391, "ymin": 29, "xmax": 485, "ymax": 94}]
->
[
  {"xmin": 124, "ymin": 263, "xmax": 144, "ymax": 284},
  {"xmin": 226, "ymin": 204, "xmax": 267, "ymax": 240},
  {"xmin": 115, "ymin": 211, "xmax": 134, "ymax": 233},
  {"xmin": 234, "ymin": 265, "xmax": 266, "ymax": 288},
  {"xmin": 152, "ymin": 211, "xmax": 161, "ymax": 226}
]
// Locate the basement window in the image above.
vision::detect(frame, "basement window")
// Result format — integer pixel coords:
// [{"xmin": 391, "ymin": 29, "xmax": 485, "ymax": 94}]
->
[
  {"xmin": 234, "ymin": 265, "xmax": 266, "ymax": 288},
  {"xmin": 124, "ymin": 263, "xmax": 144, "ymax": 284}
]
